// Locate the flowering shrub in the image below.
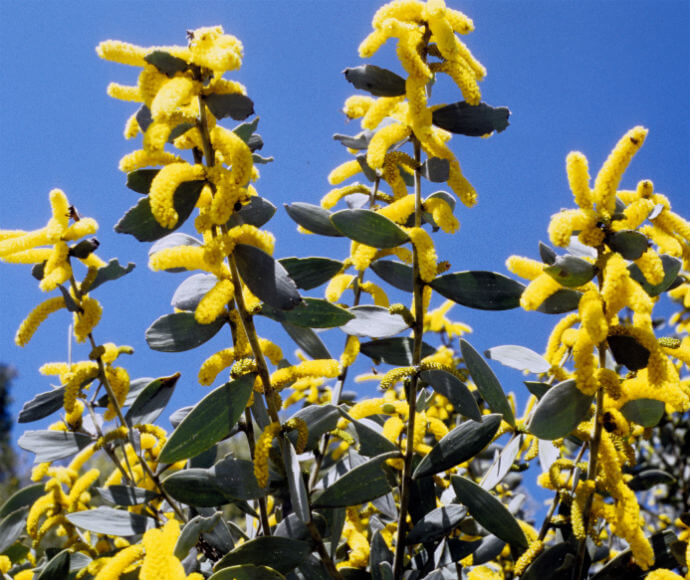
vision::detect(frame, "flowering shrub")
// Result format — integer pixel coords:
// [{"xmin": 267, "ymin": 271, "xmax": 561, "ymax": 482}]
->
[{"xmin": 1, "ymin": 2, "xmax": 689, "ymax": 579}]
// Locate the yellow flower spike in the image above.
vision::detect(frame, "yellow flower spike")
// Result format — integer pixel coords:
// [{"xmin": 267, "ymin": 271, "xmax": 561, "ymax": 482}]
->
[
  {"xmin": 0, "ymin": 229, "xmax": 51, "ymax": 259},
  {"xmin": 106, "ymin": 82, "xmax": 141, "ymax": 102},
  {"xmin": 579, "ymin": 289, "xmax": 608, "ymax": 344},
  {"xmin": 254, "ymin": 421, "xmax": 282, "ymax": 488},
  {"xmin": 392, "ymin": 23, "xmax": 432, "ymax": 80},
  {"xmin": 377, "ymin": 193, "xmax": 416, "ymax": 224},
  {"xmin": 148, "ymin": 162, "xmax": 206, "ymax": 229},
  {"xmin": 189, "ymin": 26, "xmax": 243, "ymax": 74},
  {"xmin": 382, "ymin": 157, "xmax": 409, "ymax": 200},
  {"xmin": 340, "ymin": 335, "xmax": 361, "ymax": 368},
  {"xmin": 284, "ymin": 418, "xmax": 309, "ymax": 453},
  {"xmin": 366, "ymin": 122, "xmax": 412, "ymax": 170},
  {"xmin": 321, "ymin": 183, "xmax": 371, "ymax": 209},
  {"xmin": 644, "ymin": 571, "xmax": 684, "ymax": 580},
  {"xmin": 92, "ymin": 543, "xmax": 145, "ymax": 580},
  {"xmin": 0, "ymin": 247, "xmax": 52, "ymax": 264},
  {"xmin": 633, "ymin": 249, "xmax": 664, "ymax": 286},
  {"xmin": 343, "ymin": 95, "xmax": 375, "ymax": 119},
  {"xmin": 505, "ymin": 255, "xmax": 544, "ymax": 281},
  {"xmin": 325, "ymin": 273, "xmax": 354, "ymax": 303},
  {"xmin": 513, "ymin": 539, "xmax": 544, "ymax": 577},
  {"xmin": 337, "ymin": 398, "xmax": 385, "ymax": 429},
  {"xmin": 118, "ymin": 149, "xmax": 183, "ymax": 173},
  {"xmin": 104, "ymin": 366, "xmax": 130, "ymax": 421},
  {"xmin": 425, "ymin": 196, "xmax": 459, "ymax": 233},
  {"xmin": 210, "ymin": 126, "xmax": 253, "ymax": 186},
  {"xmin": 149, "ymin": 245, "xmax": 221, "ymax": 275},
  {"xmin": 358, "ymin": 28, "xmax": 390, "ymax": 58},
  {"xmin": 66, "ymin": 468, "xmax": 100, "ymax": 512},
  {"xmin": 573, "ymin": 328, "xmax": 599, "ymax": 396},
  {"xmin": 359, "ymin": 280, "xmax": 389, "ymax": 307},
  {"xmin": 611, "ymin": 198, "xmax": 655, "ymax": 232},
  {"xmin": 150, "ymin": 76, "xmax": 197, "ymax": 121},
  {"xmin": 600, "ymin": 253, "xmax": 631, "ymax": 318},
  {"xmin": 519, "ymin": 272, "xmax": 562, "ymax": 311},
  {"xmin": 26, "ymin": 494, "xmax": 57, "ymax": 538},
  {"xmin": 328, "ymin": 159, "xmax": 363, "ymax": 185},
  {"xmin": 447, "ymin": 158, "xmax": 477, "ymax": 207},
  {"xmin": 548, "ymin": 208, "xmax": 591, "ymax": 248},
  {"xmin": 63, "ymin": 217, "xmax": 99, "ymax": 241},
  {"xmin": 362, "ymin": 96, "xmax": 406, "ymax": 130},
  {"xmin": 228, "ymin": 223, "xmax": 275, "ymax": 255},
  {"xmin": 593, "ymin": 126, "xmax": 648, "ymax": 214},
  {"xmin": 15, "ymin": 296, "xmax": 66, "ymax": 347},
  {"xmin": 371, "ymin": 0, "xmax": 425, "ymax": 29},
  {"xmin": 270, "ymin": 359, "xmax": 340, "ymax": 391},
  {"xmin": 73, "ymin": 296, "xmax": 103, "ymax": 343},
  {"xmin": 96, "ymin": 39, "xmax": 149, "ymax": 67},
  {"xmin": 407, "ymin": 227, "xmax": 437, "ymax": 282},
  {"xmin": 640, "ymin": 224, "xmax": 682, "ymax": 257},
  {"xmin": 382, "ymin": 415, "xmax": 405, "ymax": 445},
  {"xmin": 38, "ymin": 242, "xmax": 71, "ymax": 292},
  {"xmin": 139, "ymin": 519, "xmax": 188, "ymax": 580},
  {"xmin": 565, "ymin": 151, "xmax": 593, "ymax": 210},
  {"xmin": 194, "ymin": 278, "xmax": 234, "ymax": 324},
  {"xmin": 198, "ymin": 348, "xmax": 239, "ymax": 386},
  {"xmin": 379, "ymin": 366, "xmax": 416, "ymax": 390}
]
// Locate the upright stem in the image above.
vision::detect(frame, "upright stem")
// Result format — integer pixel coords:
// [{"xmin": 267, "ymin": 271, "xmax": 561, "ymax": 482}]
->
[{"xmin": 392, "ymin": 138, "xmax": 425, "ymax": 579}]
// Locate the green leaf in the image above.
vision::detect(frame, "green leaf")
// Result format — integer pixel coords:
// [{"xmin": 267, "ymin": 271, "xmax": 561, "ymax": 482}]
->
[
  {"xmin": 162, "ymin": 468, "xmax": 228, "ymax": 507},
  {"xmin": 18, "ymin": 430, "xmax": 92, "ymax": 463},
  {"xmin": 126, "ymin": 168, "xmax": 159, "ymax": 194},
  {"xmin": 36, "ymin": 549, "xmax": 70, "ymax": 580},
  {"xmin": 123, "ymin": 377, "xmax": 153, "ymax": 406},
  {"xmin": 124, "ymin": 373, "xmax": 179, "ymax": 427},
  {"xmin": 66, "ymin": 506, "xmax": 154, "ymax": 535},
  {"xmin": 288, "ymin": 405, "xmax": 341, "ymax": 452},
  {"xmin": 159, "ymin": 374, "xmax": 254, "ymax": 463},
  {"xmin": 233, "ymin": 117, "xmax": 260, "ymax": 143},
  {"xmin": 279, "ymin": 257, "xmax": 343, "ymax": 290},
  {"xmin": 282, "ymin": 442, "xmax": 310, "ymax": 522},
  {"xmin": 432, "ymin": 101, "xmax": 510, "ymax": 136},
  {"xmin": 413, "ymin": 414, "xmax": 501, "ymax": 479},
  {"xmin": 539, "ymin": 242, "xmax": 557, "ymax": 265},
  {"xmin": 18, "ymin": 387, "xmax": 64, "ymax": 423},
  {"xmin": 253, "ymin": 153, "xmax": 274, "ymax": 164},
  {"xmin": 146, "ymin": 312, "xmax": 225, "ymax": 352},
  {"xmin": 171, "ymin": 273, "xmax": 217, "ymax": 311},
  {"xmin": 628, "ymin": 469, "xmax": 675, "ymax": 491},
  {"xmin": 261, "ymin": 298, "xmax": 353, "ymax": 328},
  {"xmin": 590, "ymin": 530, "xmax": 677, "ymax": 580},
  {"xmin": 168, "ymin": 121, "xmax": 195, "ymax": 142},
  {"xmin": 227, "ymin": 196, "xmax": 276, "ymax": 229},
  {"xmin": 419, "ymin": 369, "xmax": 481, "ymax": 421},
  {"xmin": 115, "ymin": 180, "xmax": 204, "ymax": 242},
  {"xmin": 480, "ymin": 434, "xmax": 524, "ymax": 491},
  {"xmin": 209, "ymin": 566, "xmax": 286, "ymax": 580},
  {"xmin": 461, "ymin": 339, "xmax": 516, "ymax": 426},
  {"xmin": 0, "ymin": 507, "xmax": 29, "ymax": 553},
  {"xmin": 214, "ymin": 536, "xmax": 311, "ymax": 574},
  {"xmin": 607, "ymin": 230, "xmax": 649, "ymax": 260},
  {"xmin": 451, "ymin": 476, "xmax": 529, "ymax": 550},
  {"xmin": 333, "ymin": 131, "xmax": 374, "ymax": 150},
  {"xmin": 421, "ymin": 158, "xmax": 450, "ymax": 182},
  {"xmin": 234, "ymin": 244, "xmax": 302, "ymax": 310},
  {"xmin": 620, "ymin": 398, "xmax": 665, "ymax": 427},
  {"xmin": 214, "ymin": 457, "xmax": 266, "ymax": 500},
  {"xmin": 537, "ymin": 289, "xmax": 582, "ymax": 314},
  {"xmin": 341, "ymin": 305, "xmax": 409, "ymax": 338},
  {"xmin": 343, "ymin": 65, "xmax": 406, "ymax": 97},
  {"xmin": 370, "ymin": 532, "xmax": 394, "ymax": 580},
  {"xmin": 284, "ymin": 203, "xmax": 343, "ymax": 237},
  {"xmin": 371, "ymin": 260, "xmax": 414, "ymax": 292},
  {"xmin": 484, "ymin": 345, "xmax": 550, "ymax": 374},
  {"xmin": 360, "ymin": 337, "xmax": 436, "ymax": 366},
  {"xmin": 204, "ymin": 93, "xmax": 255, "ymax": 121},
  {"xmin": 628, "ymin": 254, "xmax": 682, "ymax": 297},
  {"xmin": 528, "ymin": 379, "xmax": 593, "ymax": 440},
  {"xmin": 607, "ymin": 334, "xmax": 650, "ymax": 371},
  {"xmin": 95, "ymin": 485, "xmax": 158, "ymax": 506},
  {"xmin": 544, "ymin": 255, "xmax": 598, "ymax": 287},
  {"xmin": 0, "ymin": 483, "xmax": 44, "ymax": 518},
  {"xmin": 136, "ymin": 104, "xmax": 152, "ymax": 132},
  {"xmin": 330, "ymin": 209, "xmax": 410, "ymax": 249},
  {"xmin": 144, "ymin": 50, "xmax": 188, "ymax": 75},
  {"xmin": 176, "ymin": 513, "xmax": 224, "ymax": 560},
  {"xmin": 524, "ymin": 381, "xmax": 550, "ymax": 400},
  {"xmin": 149, "ymin": 232, "xmax": 203, "ymax": 273},
  {"xmin": 405, "ymin": 505, "xmax": 466, "ymax": 544},
  {"xmin": 521, "ymin": 543, "xmax": 577, "ymax": 580},
  {"xmin": 281, "ymin": 322, "xmax": 332, "ymax": 360},
  {"xmin": 432, "ymin": 271, "xmax": 525, "ymax": 310},
  {"xmin": 87, "ymin": 258, "xmax": 136, "ymax": 292},
  {"xmin": 313, "ymin": 452, "xmax": 399, "ymax": 508}
]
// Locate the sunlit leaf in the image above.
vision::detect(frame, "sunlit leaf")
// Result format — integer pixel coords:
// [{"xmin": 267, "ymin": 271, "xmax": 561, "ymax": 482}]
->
[
  {"xmin": 341, "ymin": 305, "xmax": 409, "ymax": 338},
  {"xmin": 432, "ymin": 271, "xmax": 525, "ymax": 311},
  {"xmin": 282, "ymin": 442, "xmax": 310, "ymax": 522},
  {"xmin": 87, "ymin": 258, "xmax": 136, "ymax": 292},
  {"xmin": 18, "ymin": 430, "xmax": 92, "ymax": 463},
  {"xmin": 330, "ymin": 209, "xmax": 410, "ymax": 249},
  {"xmin": 544, "ymin": 255, "xmax": 597, "ymax": 287},
  {"xmin": 484, "ymin": 345, "xmax": 550, "ymax": 374},
  {"xmin": 528, "ymin": 379, "xmax": 593, "ymax": 440},
  {"xmin": 0, "ymin": 507, "xmax": 29, "ymax": 553},
  {"xmin": 66, "ymin": 506, "xmax": 154, "ymax": 535},
  {"xmin": 171, "ymin": 273, "xmax": 217, "ymax": 311},
  {"xmin": 146, "ymin": 312, "xmax": 225, "ymax": 352},
  {"xmin": 0, "ymin": 483, "xmax": 44, "ymax": 518},
  {"xmin": 281, "ymin": 321, "xmax": 332, "ymax": 360},
  {"xmin": 279, "ymin": 257, "xmax": 343, "ymax": 290},
  {"xmin": 95, "ymin": 485, "xmax": 158, "ymax": 506},
  {"xmin": 419, "ymin": 369, "xmax": 481, "ymax": 421},
  {"xmin": 343, "ymin": 65, "xmax": 406, "ymax": 97},
  {"xmin": 284, "ymin": 203, "xmax": 343, "ymax": 237},
  {"xmin": 480, "ymin": 434, "xmax": 523, "ymax": 491}
]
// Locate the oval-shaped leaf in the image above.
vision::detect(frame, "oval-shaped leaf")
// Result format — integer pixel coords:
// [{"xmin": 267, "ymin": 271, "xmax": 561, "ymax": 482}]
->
[
  {"xmin": 279, "ymin": 257, "xmax": 343, "ymax": 290},
  {"xmin": 209, "ymin": 565, "xmax": 286, "ymax": 580},
  {"xmin": 421, "ymin": 158, "xmax": 450, "ymax": 183},
  {"xmin": 171, "ymin": 273, "xmax": 218, "ymax": 311},
  {"xmin": 451, "ymin": 476, "xmax": 528, "ymax": 550},
  {"xmin": 521, "ymin": 542, "xmax": 577, "ymax": 580},
  {"xmin": 281, "ymin": 321, "xmax": 331, "ymax": 360},
  {"xmin": 144, "ymin": 50, "xmax": 188, "ymax": 75},
  {"xmin": 484, "ymin": 345, "xmax": 551, "ymax": 374},
  {"xmin": 371, "ymin": 260, "xmax": 414, "ymax": 292},
  {"xmin": 261, "ymin": 298, "xmax": 353, "ymax": 328},
  {"xmin": 215, "ymin": 536, "xmax": 311, "ymax": 574},
  {"xmin": 115, "ymin": 180, "xmax": 204, "ymax": 242},
  {"xmin": 334, "ymin": 131, "xmax": 374, "ymax": 150},
  {"xmin": 607, "ymin": 230, "xmax": 649, "ymax": 260},
  {"xmin": 284, "ymin": 203, "xmax": 343, "ymax": 237},
  {"xmin": 214, "ymin": 457, "xmax": 266, "ymax": 500},
  {"xmin": 461, "ymin": 339, "xmax": 516, "ymax": 426},
  {"xmin": 18, "ymin": 430, "xmax": 92, "ymax": 463},
  {"xmin": 288, "ymin": 405, "xmax": 341, "ymax": 452},
  {"xmin": 537, "ymin": 289, "xmax": 581, "ymax": 314},
  {"xmin": 360, "ymin": 337, "xmax": 436, "ymax": 366},
  {"xmin": 282, "ymin": 442, "xmax": 310, "ymax": 522},
  {"xmin": 87, "ymin": 258, "xmax": 136, "ymax": 292},
  {"xmin": 480, "ymin": 434, "xmax": 523, "ymax": 491},
  {"xmin": 162, "ymin": 468, "xmax": 228, "ymax": 507},
  {"xmin": 524, "ymin": 381, "xmax": 550, "ymax": 400},
  {"xmin": 419, "ymin": 369, "xmax": 481, "ymax": 421},
  {"xmin": 18, "ymin": 387, "xmax": 65, "ymax": 423},
  {"xmin": 432, "ymin": 271, "xmax": 525, "ymax": 311},
  {"xmin": 124, "ymin": 373, "xmax": 179, "ymax": 427},
  {"xmin": 234, "ymin": 243, "xmax": 302, "ymax": 311},
  {"xmin": 343, "ymin": 65, "xmax": 406, "ymax": 97},
  {"xmin": 544, "ymin": 255, "xmax": 598, "ymax": 287},
  {"xmin": 413, "ymin": 414, "xmax": 502, "ymax": 479},
  {"xmin": 227, "ymin": 195, "xmax": 276, "ymax": 229},
  {"xmin": 66, "ymin": 506, "xmax": 154, "ymax": 536},
  {"xmin": 628, "ymin": 469, "xmax": 675, "ymax": 491},
  {"xmin": 313, "ymin": 452, "xmax": 399, "ymax": 508},
  {"xmin": 204, "ymin": 93, "xmax": 255, "ymax": 121},
  {"xmin": 620, "ymin": 398, "xmax": 665, "ymax": 427},
  {"xmin": 528, "ymin": 379, "xmax": 593, "ymax": 440},
  {"xmin": 175, "ymin": 513, "xmax": 225, "ymax": 560},
  {"xmin": 341, "ymin": 305, "xmax": 409, "ymax": 338},
  {"xmin": 405, "ymin": 504, "xmax": 466, "ymax": 545},
  {"xmin": 126, "ymin": 168, "xmax": 159, "ymax": 194},
  {"xmin": 628, "ymin": 254, "xmax": 682, "ymax": 297},
  {"xmin": 607, "ymin": 334, "xmax": 650, "ymax": 371},
  {"xmin": 96, "ymin": 485, "xmax": 158, "ymax": 506},
  {"xmin": 146, "ymin": 312, "xmax": 225, "ymax": 352},
  {"xmin": 330, "ymin": 209, "xmax": 410, "ymax": 249},
  {"xmin": 36, "ymin": 549, "xmax": 70, "ymax": 580},
  {"xmin": 0, "ymin": 483, "xmax": 44, "ymax": 518},
  {"xmin": 159, "ymin": 373, "xmax": 254, "ymax": 463},
  {"xmin": 0, "ymin": 507, "xmax": 29, "ymax": 553},
  {"xmin": 539, "ymin": 242, "xmax": 557, "ymax": 265},
  {"xmin": 432, "ymin": 101, "xmax": 510, "ymax": 136}
]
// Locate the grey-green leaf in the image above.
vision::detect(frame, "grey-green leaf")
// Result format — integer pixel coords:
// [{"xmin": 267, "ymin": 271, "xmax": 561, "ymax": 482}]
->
[
  {"xmin": 620, "ymin": 398, "xmax": 665, "ymax": 427},
  {"xmin": 330, "ymin": 209, "xmax": 410, "ymax": 249},
  {"xmin": 261, "ymin": 298, "xmax": 353, "ymax": 328},
  {"xmin": 337, "ymin": 411, "xmax": 398, "ymax": 457},
  {"xmin": 281, "ymin": 322, "xmax": 332, "ymax": 360},
  {"xmin": 421, "ymin": 158, "xmax": 450, "ymax": 182},
  {"xmin": 279, "ymin": 257, "xmax": 343, "ymax": 290},
  {"xmin": 18, "ymin": 430, "xmax": 92, "ymax": 463},
  {"xmin": 282, "ymin": 442, "xmax": 310, "ymax": 522},
  {"xmin": 628, "ymin": 469, "xmax": 675, "ymax": 491},
  {"xmin": 607, "ymin": 230, "xmax": 649, "ymax": 260},
  {"xmin": 284, "ymin": 203, "xmax": 343, "ymax": 237},
  {"xmin": 288, "ymin": 405, "xmax": 341, "ymax": 452},
  {"xmin": 432, "ymin": 271, "xmax": 525, "ymax": 310},
  {"xmin": 628, "ymin": 254, "xmax": 682, "ymax": 297},
  {"xmin": 544, "ymin": 255, "xmax": 597, "ymax": 288},
  {"xmin": 124, "ymin": 373, "xmax": 179, "ymax": 427},
  {"xmin": 480, "ymin": 434, "xmax": 523, "ymax": 491},
  {"xmin": 36, "ymin": 549, "xmax": 70, "ymax": 580},
  {"xmin": 214, "ymin": 457, "xmax": 266, "ymax": 500},
  {"xmin": 413, "ymin": 414, "xmax": 501, "ymax": 479},
  {"xmin": 18, "ymin": 387, "xmax": 65, "ymax": 423},
  {"xmin": 432, "ymin": 101, "xmax": 510, "ymax": 136},
  {"xmin": 144, "ymin": 50, "xmax": 188, "ymax": 75},
  {"xmin": 204, "ymin": 93, "xmax": 254, "ymax": 121},
  {"xmin": 419, "ymin": 369, "xmax": 481, "ymax": 421},
  {"xmin": 343, "ymin": 65, "xmax": 406, "ymax": 97},
  {"xmin": 0, "ymin": 483, "xmax": 44, "ymax": 518},
  {"xmin": 0, "ymin": 507, "xmax": 29, "ymax": 553},
  {"xmin": 171, "ymin": 273, "xmax": 217, "ymax": 311},
  {"xmin": 149, "ymin": 232, "xmax": 202, "ymax": 273},
  {"xmin": 371, "ymin": 260, "xmax": 414, "ymax": 292},
  {"xmin": 227, "ymin": 195, "xmax": 276, "ymax": 228},
  {"xmin": 360, "ymin": 337, "xmax": 436, "ymax": 366},
  {"xmin": 146, "ymin": 312, "xmax": 225, "ymax": 352},
  {"xmin": 126, "ymin": 168, "xmax": 159, "ymax": 194},
  {"xmin": 234, "ymin": 243, "xmax": 302, "ymax": 310},
  {"xmin": 313, "ymin": 452, "xmax": 399, "ymax": 508},
  {"xmin": 214, "ymin": 537, "xmax": 311, "ymax": 574},
  {"xmin": 451, "ymin": 476, "xmax": 528, "ymax": 550},
  {"xmin": 461, "ymin": 339, "xmax": 516, "ymax": 426},
  {"xmin": 528, "ymin": 379, "xmax": 593, "ymax": 440},
  {"xmin": 537, "ymin": 289, "xmax": 582, "ymax": 314},
  {"xmin": 484, "ymin": 345, "xmax": 550, "ymax": 374},
  {"xmin": 159, "ymin": 373, "xmax": 254, "ymax": 463},
  {"xmin": 341, "ymin": 305, "xmax": 409, "ymax": 338},
  {"xmin": 209, "ymin": 565, "xmax": 286, "ymax": 580},
  {"xmin": 66, "ymin": 506, "xmax": 154, "ymax": 535},
  {"xmin": 87, "ymin": 259, "xmax": 136, "ymax": 292},
  {"xmin": 96, "ymin": 485, "xmax": 158, "ymax": 506},
  {"xmin": 162, "ymin": 468, "xmax": 228, "ymax": 507},
  {"xmin": 405, "ymin": 504, "xmax": 466, "ymax": 544},
  {"xmin": 176, "ymin": 513, "xmax": 224, "ymax": 561}
]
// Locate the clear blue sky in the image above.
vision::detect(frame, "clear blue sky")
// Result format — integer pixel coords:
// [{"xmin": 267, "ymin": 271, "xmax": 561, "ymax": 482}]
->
[{"xmin": 1, "ymin": 1, "xmax": 689, "ymax": 454}]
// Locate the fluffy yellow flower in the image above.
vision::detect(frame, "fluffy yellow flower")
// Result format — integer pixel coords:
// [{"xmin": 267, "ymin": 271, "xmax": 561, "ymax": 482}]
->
[
  {"xmin": 366, "ymin": 122, "xmax": 411, "ymax": 170},
  {"xmin": 254, "ymin": 421, "xmax": 282, "ymax": 488},
  {"xmin": 328, "ymin": 160, "xmax": 363, "ymax": 185},
  {"xmin": 565, "ymin": 151, "xmax": 593, "ymax": 210},
  {"xmin": 194, "ymin": 278, "xmax": 234, "ymax": 324},
  {"xmin": 149, "ymin": 162, "xmax": 205, "ymax": 228},
  {"xmin": 210, "ymin": 126, "xmax": 253, "ymax": 186},
  {"xmin": 407, "ymin": 227, "xmax": 437, "ymax": 282},
  {"xmin": 189, "ymin": 26, "xmax": 243, "ymax": 73},
  {"xmin": 15, "ymin": 296, "xmax": 66, "ymax": 346}
]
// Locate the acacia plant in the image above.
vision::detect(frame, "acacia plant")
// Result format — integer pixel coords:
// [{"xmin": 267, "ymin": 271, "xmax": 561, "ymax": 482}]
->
[{"xmin": 1, "ymin": 2, "xmax": 690, "ymax": 580}]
